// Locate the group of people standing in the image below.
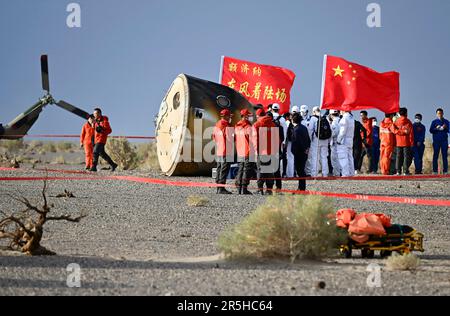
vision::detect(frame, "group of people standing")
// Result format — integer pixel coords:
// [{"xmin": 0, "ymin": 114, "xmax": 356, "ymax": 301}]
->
[
  {"xmin": 378, "ymin": 108, "xmax": 449, "ymax": 175},
  {"xmin": 213, "ymin": 104, "xmax": 312, "ymax": 195},
  {"xmin": 213, "ymin": 104, "xmax": 448, "ymax": 195},
  {"xmin": 80, "ymin": 108, "xmax": 117, "ymax": 172}
]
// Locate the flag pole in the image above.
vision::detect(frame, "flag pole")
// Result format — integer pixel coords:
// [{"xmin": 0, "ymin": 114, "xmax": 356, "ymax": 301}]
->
[
  {"xmin": 218, "ymin": 55, "xmax": 225, "ymax": 83},
  {"xmin": 320, "ymin": 55, "xmax": 328, "ymax": 108},
  {"xmin": 315, "ymin": 55, "xmax": 328, "ymax": 177}
]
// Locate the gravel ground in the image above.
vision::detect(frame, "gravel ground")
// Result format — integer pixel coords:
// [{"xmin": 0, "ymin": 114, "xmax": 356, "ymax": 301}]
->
[{"xmin": 0, "ymin": 165, "xmax": 449, "ymax": 296}]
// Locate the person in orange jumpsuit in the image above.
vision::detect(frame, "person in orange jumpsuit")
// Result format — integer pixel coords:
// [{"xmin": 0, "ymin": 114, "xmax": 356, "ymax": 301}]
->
[
  {"xmin": 213, "ymin": 109, "xmax": 234, "ymax": 194},
  {"xmin": 252, "ymin": 109, "xmax": 277, "ymax": 195},
  {"xmin": 234, "ymin": 109, "xmax": 254, "ymax": 195},
  {"xmin": 379, "ymin": 113, "xmax": 396, "ymax": 175},
  {"xmin": 80, "ymin": 115, "xmax": 95, "ymax": 170},
  {"xmin": 91, "ymin": 108, "xmax": 117, "ymax": 172},
  {"xmin": 392, "ymin": 107, "xmax": 414, "ymax": 175}
]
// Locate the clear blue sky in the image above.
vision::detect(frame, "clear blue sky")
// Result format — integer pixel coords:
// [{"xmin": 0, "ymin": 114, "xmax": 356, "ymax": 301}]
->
[{"xmin": 0, "ymin": 0, "xmax": 449, "ymax": 138}]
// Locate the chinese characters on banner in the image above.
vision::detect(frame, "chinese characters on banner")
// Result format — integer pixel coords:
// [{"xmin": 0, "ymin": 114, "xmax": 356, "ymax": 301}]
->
[{"xmin": 221, "ymin": 56, "xmax": 296, "ymax": 114}]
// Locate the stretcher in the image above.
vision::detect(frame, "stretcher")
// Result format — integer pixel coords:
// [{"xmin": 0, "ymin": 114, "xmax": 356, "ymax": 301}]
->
[{"xmin": 339, "ymin": 224, "xmax": 425, "ymax": 258}]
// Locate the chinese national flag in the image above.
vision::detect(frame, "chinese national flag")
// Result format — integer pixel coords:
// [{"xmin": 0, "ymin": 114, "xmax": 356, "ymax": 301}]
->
[
  {"xmin": 221, "ymin": 56, "xmax": 296, "ymax": 114},
  {"xmin": 321, "ymin": 55, "xmax": 400, "ymax": 113}
]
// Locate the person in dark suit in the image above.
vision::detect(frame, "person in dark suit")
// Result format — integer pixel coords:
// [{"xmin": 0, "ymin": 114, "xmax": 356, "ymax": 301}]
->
[{"xmin": 291, "ymin": 113, "xmax": 311, "ymax": 191}]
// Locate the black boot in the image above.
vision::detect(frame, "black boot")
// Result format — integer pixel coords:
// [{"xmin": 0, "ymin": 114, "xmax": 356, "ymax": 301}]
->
[
  {"xmin": 218, "ymin": 187, "xmax": 232, "ymax": 195},
  {"xmin": 242, "ymin": 188, "xmax": 253, "ymax": 195},
  {"xmin": 111, "ymin": 162, "xmax": 118, "ymax": 172},
  {"xmin": 256, "ymin": 189, "xmax": 264, "ymax": 195},
  {"xmin": 237, "ymin": 186, "xmax": 242, "ymax": 195}
]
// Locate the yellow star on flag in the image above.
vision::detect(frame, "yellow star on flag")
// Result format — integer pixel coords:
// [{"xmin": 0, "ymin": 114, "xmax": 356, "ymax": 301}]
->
[{"xmin": 332, "ymin": 65, "xmax": 345, "ymax": 77}]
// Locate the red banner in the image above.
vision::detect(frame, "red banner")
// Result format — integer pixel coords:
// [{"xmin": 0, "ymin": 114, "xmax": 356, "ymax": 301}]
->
[
  {"xmin": 321, "ymin": 55, "xmax": 400, "ymax": 113},
  {"xmin": 221, "ymin": 56, "xmax": 296, "ymax": 114}
]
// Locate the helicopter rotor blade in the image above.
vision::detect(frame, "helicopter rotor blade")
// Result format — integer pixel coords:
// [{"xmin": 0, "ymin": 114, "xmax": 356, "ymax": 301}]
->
[
  {"xmin": 55, "ymin": 100, "xmax": 90, "ymax": 120},
  {"xmin": 41, "ymin": 55, "xmax": 50, "ymax": 92}
]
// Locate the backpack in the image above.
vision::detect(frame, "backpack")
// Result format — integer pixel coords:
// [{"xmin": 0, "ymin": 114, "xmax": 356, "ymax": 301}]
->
[
  {"xmin": 286, "ymin": 123, "xmax": 294, "ymax": 142},
  {"xmin": 273, "ymin": 116, "xmax": 285, "ymax": 143},
  {"xmin": 317, "ymin": 116, "xmax": 332, "ymax": 140}
]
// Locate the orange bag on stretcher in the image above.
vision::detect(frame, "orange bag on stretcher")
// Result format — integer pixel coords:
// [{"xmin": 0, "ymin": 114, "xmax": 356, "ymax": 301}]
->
[
  {"xmin": 336, "ymin": 209, "xmax": 392, "ymax": 243},
  {"xmin": 348, "ymin": 213, "xmax": 387, "ymax": 236}
]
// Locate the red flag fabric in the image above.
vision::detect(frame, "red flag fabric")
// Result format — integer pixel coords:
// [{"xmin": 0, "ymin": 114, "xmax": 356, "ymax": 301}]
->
[
  {"xmin": 221, "ymin": 56, "xmax": 296, "ymax": 114},
  {"xmin": 321, "ymin": 55, "xmax": 400, "ymax": 113}
]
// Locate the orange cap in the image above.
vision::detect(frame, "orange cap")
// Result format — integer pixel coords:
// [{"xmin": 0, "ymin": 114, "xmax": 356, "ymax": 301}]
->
[
  {"xmin": 220, "ymin": 109, "xmax": 231, "ymax": 117},
  {"xmin": 240, "ymin": 109, "xmax": 251, "ymax": 116}
]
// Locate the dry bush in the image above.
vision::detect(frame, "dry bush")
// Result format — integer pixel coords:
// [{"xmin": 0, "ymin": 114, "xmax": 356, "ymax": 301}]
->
[
  {"xmin": 27, "ymin": 140, "xmax": 44, "ymax": 152},
  {"xmin": 422, "ymin": 139, "xmax": 433, "ymax": 174},
  {"xmin": 0, "ymin": 180, "xmax": 86, "ymax": 255},
  {"xmin": 51, "ymin": 155, "xmax": 66, "ymax": 165},
  {"xmin": 42, "ymin": 142, "xmax": 57, "ymax": 153},
  {"xmin": 219, "ymin": 195, "xmax": 346, "ymax": 262},
  {"xmin": 55, "ymin": 190, "xmax": 75, "ymax": 198},
  {"xmin": 385, "ymin": 253, "xmax": 420, "ymax": 271},
  {"xmin": 0, "ymin": 153, "xmax": 19, "ymax": 168},
  {"xmin": 105, "ymin": 138, "xmax": 138, "ymax": 170},
  {"xmin": 56, "ymin": 142, "xmax": 74, "ymax": 152},
  {"xmin": 187, "ymin": 195, "xmax": 209, "ymax": 207},
  {"xmin": 0, "ymin": 139, "xmax": 24, "ymax": 153},
  {"xmin": 136, "ymin": 142, "xmax": 159, "ymax": 171}
]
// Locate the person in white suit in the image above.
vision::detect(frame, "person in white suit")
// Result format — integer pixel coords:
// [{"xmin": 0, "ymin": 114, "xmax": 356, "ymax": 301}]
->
[
  {"xmin": 271, "ymin": 103, "xmax": 288, "ymax": 186},
  {"xmin": 336, "ymin": 111, "xmax": 355, "ymax": 177},
  {"xmin": 309, "ymin": 106, "xmax": 330, "ymax": 177},
  {"xmin": 329, "ymin": 110, "xmax": 341, "ymax": 176},
  {"xmin": 300, "ymin": 105, "xmax": 314, "ymax": 175}
]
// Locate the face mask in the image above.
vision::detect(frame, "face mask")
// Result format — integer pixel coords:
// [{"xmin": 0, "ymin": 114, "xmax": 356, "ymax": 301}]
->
[
  {"xmin": 248, "ymin": 116, "xmax": 254, "ymax": 123},
  {"xmin": 373, "ymin": 121, "xmax": 377, "ymax": 126},
  {"xmin": 414, "ymin": 118, "xmax": 421, "ymax": 123}
]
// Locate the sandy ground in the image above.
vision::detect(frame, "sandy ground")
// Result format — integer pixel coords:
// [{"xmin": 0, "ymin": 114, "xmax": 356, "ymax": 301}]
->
[{"xmin": 0, "ymin": 164, "xmax": 449, "ymax": 296}]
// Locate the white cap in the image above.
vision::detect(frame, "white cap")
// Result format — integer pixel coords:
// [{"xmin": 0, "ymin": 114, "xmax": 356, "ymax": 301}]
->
[
  {"xmin": 272, "ymin": 103, "xmax": 280, "ymax": 110},
  {"xmin": 291, "ymin": 105, "xmax": 300, "ymax": 113},
  {"xmin": 312, "ymin": 106, "xmax": 320, "ymax": 114},
  {"xmin": 300, "ymin": 105, "xmax": 309, "ymax": 113}
]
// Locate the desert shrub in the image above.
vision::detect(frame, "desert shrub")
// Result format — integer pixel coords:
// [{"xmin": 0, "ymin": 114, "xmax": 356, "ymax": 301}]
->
[
  {"xmin": 51, "ymin": 155, "xmax": 66, "ymax": 165},
  {"xmin": 0, "ymin": 154, "xmax": 20, "ymax": 168},
  {"xmin": 385, "ymin": 253, "xmax": 420, "ymax": 271},
  {"xmin": 422, "ymin": 139, "xmax": 433, "ymax": 174},
  {"xmin": 0, "ymin": 181, "xmax": 86, "ymax": 255},
  {"xmin": 0, "ymin": 139, "xmax": 24, "ymax": 153},
  {"xmin": 105, "ymin": 138, "xmax": 138, "ymax": 170},
  {"xmin": 42, "ymin": 142, "xmax": 57, "ymax": 153},
  {"xmin": 56, "ymin": 142, "xmax": 74, "ymax": 152},
  {"xmin": 136, "ymin": 142, "xmax": 159, "ymax": 171},
  {"xmin": 187, "ymin": 195, "xmax": 209, "ymax": 207},
  {"xmin": 219, "ymin": 195, "xmax": 346, "ymax": 262},
  {"xmin": 27, "ymin": 140, "xmax": 44, "ymax": 151}
]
